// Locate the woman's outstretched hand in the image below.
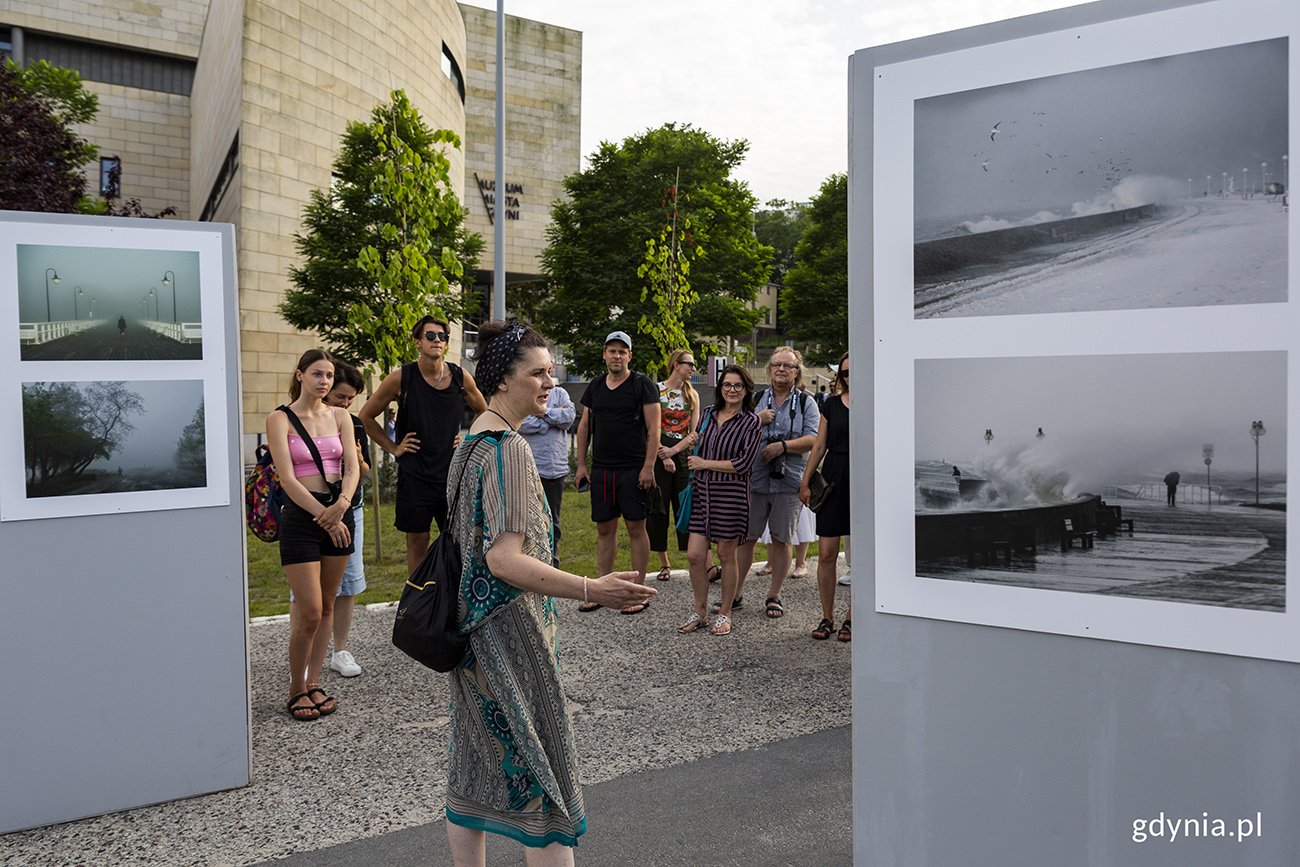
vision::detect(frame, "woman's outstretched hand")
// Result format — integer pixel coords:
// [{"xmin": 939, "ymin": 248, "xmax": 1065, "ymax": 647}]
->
[{"xmin": 585, "ymin": 571, "xmax": 657, "ymax": 608}]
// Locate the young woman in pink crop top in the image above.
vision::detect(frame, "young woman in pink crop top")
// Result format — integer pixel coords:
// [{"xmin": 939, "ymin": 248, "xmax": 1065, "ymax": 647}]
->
[{"xmin": 265, "ymin": 348, "xmax": 360, "ymax": 721}]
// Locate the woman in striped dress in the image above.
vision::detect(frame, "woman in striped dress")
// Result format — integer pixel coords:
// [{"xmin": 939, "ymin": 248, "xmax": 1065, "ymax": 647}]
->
[{"xmin": 679, "ymin": 365, "xmax": 762, "ymax": 636}]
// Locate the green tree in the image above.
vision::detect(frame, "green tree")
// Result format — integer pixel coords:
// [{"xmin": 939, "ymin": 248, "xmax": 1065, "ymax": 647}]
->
[
  {"xmin": 22, "ymin": 381, "xmax": 142, "ymax": 483},
  {"xmin": 781, "ymin": 174, "xmax": 847, "ymax": 365},
  {"xmin": 175, "ymin": 403, "xmax": 206, "ymax": 470},
  {"xmin": 281, "ymin": 89, "xmax": 483, "ymax": 374},
  {"xmin": 753, "ymin": 199, "xmax": 808, "ymax": 285},
  {"xmin": 636, "ymin": 170, "xmax": 703, "ymax": 380},
  {"xmin": 539, "ymin": 123, "xmax": 771, "ymax": 377},
  {"xmin": 0, "ymin": 60, "xmax": 98, "ymax": 213}
]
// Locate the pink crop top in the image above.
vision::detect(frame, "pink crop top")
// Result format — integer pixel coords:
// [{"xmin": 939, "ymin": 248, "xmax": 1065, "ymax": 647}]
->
[{"xmin": 286, "ymin": 433, "xmax": 344, "ymax": 478}]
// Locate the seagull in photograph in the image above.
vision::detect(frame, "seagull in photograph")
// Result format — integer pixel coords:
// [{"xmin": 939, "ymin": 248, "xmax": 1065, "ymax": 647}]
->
[{"xmin": 990, "ymin": 122, "xmax": 1002, "ymax": 142}]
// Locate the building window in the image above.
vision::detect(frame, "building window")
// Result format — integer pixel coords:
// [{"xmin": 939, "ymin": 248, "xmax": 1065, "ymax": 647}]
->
[
  {"xmin": 764, "ymin": 308, "xmax": 772, "ymax": 325},
  {"xmin": 1, "ymin": 28, "xmax": 12, "ymax": 61},
  {"xmin": 440, "ymin": 43, "xmax": 465, "ymax": 103},
  {"xmin": 199, "ymin": 133, "xmax": 240, "ymax": 222},
  {"xmin": 26, "ymin": 32, "xmax": 194, "ymax": 95},
  {"xmin": 100, "ymin": 156, "xmax": 121, "ymax": 198}
]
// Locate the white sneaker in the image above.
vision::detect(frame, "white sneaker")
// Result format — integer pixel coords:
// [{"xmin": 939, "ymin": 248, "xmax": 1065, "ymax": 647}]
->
[
  {"xmin": 330, "ymin": 649, "xmax": 361, "ymax": 677},
  {"xmin": 837, "ymin": 572, "xmax": 852, "ymax": 587}
]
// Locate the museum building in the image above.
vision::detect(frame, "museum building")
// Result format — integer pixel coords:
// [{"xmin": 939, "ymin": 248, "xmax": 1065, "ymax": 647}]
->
[{"xmin": 1, "ymin": 0, "xmax": 581, "ymax": 450}]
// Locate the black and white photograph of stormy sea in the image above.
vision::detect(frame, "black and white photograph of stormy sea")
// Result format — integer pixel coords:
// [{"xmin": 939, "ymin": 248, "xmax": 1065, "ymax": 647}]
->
[
  {"xmin": 914, "ymin": 351, "xmax": 1285, "ymax": 611},
  {"xmin": 913, "ymin": 38, "xmax": 1288, "ymax": 318}
]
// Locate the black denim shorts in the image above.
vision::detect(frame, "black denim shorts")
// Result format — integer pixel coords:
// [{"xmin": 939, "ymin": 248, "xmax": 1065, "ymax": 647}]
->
[{"xmin": 279, "ymin": 494, "xmax": 355, "ymax": 566}]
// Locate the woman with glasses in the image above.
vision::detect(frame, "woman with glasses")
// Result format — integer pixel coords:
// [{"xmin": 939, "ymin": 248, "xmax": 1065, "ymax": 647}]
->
[
  {"xmin": 679, "ymin": 365, "xmax": 762, "ymax": 636},
  {"xmin": 800, "ymin": 352, "xmax": 852, "ymax": 642},
  {"xmin": 648, "ymin": 349, "xmax": 701, "ymax": 581}
]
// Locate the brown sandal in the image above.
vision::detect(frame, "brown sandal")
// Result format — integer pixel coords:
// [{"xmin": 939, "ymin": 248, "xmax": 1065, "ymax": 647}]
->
[{"xmin": 811, "ymin": 618, "xmax": 835, "ymax": 640}]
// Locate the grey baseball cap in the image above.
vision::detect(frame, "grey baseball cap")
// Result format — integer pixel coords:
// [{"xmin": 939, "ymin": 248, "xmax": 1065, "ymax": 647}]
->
[{"xmin": 604, "ymin": 330, "xmax": 632, "ymax": 348}]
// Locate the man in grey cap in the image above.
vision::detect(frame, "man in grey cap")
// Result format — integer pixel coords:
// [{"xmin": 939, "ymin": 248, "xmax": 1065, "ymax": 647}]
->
[{"xmin": 574, "ymin": 331, "xmax": 660, "ymax": 613}]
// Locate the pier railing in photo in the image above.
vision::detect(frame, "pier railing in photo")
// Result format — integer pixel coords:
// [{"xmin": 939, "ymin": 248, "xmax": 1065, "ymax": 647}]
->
[
  {"xmin": 18, "ymin": 319, "xmax": 101, "ymax": 345},
  {"xmin": 138, "ymin": 319, "xmax": 202, "ymax": 343},
  {"xmin": 1110, "ymin": 483, "xmax": 1223, "ymax": 505}
]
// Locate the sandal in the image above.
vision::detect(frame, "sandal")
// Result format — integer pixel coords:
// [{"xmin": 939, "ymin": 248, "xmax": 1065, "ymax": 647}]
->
[
  {"xmin": 765, "ymin": 597, "xmax": 785, "ymax": 619},
  {"xmin": 677, "ymin": 612, "xmax": 708, "ymax": 634},
  {"xmin": 306, "ymin": 685, "xmax": 337, "ymax": 716},
  {"xmin": 577, "ymin": 601, "xmax": 603, "ymax": 612},
  {"xmin": 706, "ymin": 564, "xmax": 722, "ymax": 583},
  {"xmin": 656, "ymin": 566, "xmax": 672, "ymax": 581},
  {"xmin": 709, "ymin": 596, "xmax": 742, "ymax": 614},
  {"xmin": 811, "ymin": 617, "xmax": 835, "ymax": 640},
  {"xmin": 287, "ymin": 691, "xmax": 319, "ymax": 721},
  {"xmin": 620, "ymin": 600, "xmax": 651, "ymax": 616},
  {"xmin": 710, "ymin": 614, "xmax": 732, "ymax": 636},
  {"xmin": 837, "ymin": 620, "xmax": 852, "ymax": 642}
]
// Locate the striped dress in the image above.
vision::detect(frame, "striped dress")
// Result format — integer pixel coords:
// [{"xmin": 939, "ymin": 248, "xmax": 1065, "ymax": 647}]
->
[{"xmin": 687, "ymin": 408, "xmax": 762, "ymax": 541}]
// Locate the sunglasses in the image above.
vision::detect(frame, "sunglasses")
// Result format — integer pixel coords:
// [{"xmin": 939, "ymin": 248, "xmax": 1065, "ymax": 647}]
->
[
  {"xmin": 720, "ymin": 382, "xmax": 745, "ymax": 391},
  {"xmin": 423, "ymin": 331, "xmax": 450, "ymax": 343},
  {"xmin": 840, "ymin": 370, "xmax": 850, "ymax": 379}
]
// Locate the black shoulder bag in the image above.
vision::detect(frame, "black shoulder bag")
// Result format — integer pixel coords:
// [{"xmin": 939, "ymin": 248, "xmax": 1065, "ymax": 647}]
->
[
  {"xmin": 279, "ymin": 405, "xmax": 342, "ymax": 505},
  {"xmin": 391, "ymin": 435, "xmax": 487, "ymax": 672}
]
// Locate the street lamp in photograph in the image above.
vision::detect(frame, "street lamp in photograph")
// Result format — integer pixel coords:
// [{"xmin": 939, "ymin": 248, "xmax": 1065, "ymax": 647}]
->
[
  {"xmin": 1283, "ymin": 154, "xmax": 1289, "ymax": 192},
  {"xmin": 1250, "ymin": 420, "xmax": 1266, "ymax": 505},
  {"xmin": 1243, "ymin": 168, "xmax": 1249, "ymax": 199},
  {"xmin": 1262, "ymin": 162, "xmax": 1268, "ymax": 195},
  {"xmin": 73, "ymin": 287, "xmax": 84, "ymax": 319},
  {"xmin": 44, "ymin": 268, "xmax": 60, "ymax": 321},
  {"xmin": 147, "ymin": 288, "xmax": 157, "ymax": 319},
  {"xmin": 1206, "ymin": 175, "xmax": 1212, "ymax": 197},
  {"xmin": 1203, "ymin": 444, "xmax": 1214, "ymax": 509},
  {"xmin": 160, "ymin": 270, "xmax": 177, "ymax": 322},
  {"xmin": 1222, "ymin": 171, "xmax": 1228, "ymax": 196}
]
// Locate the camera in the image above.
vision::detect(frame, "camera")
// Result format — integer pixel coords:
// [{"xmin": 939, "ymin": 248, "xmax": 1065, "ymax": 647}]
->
[{"xmin": 767, "ymin": 437, "xmax": 787, "ymax": 479}]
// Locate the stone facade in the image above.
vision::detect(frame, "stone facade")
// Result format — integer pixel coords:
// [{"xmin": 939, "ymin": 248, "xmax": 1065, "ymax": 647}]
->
[
  {"xmin": 3, "ymin": 0, "xmax": 581, "ymax": 446},
  {"xmin": 460, "ymin": 4, "xmax": 581, "ymax": 283}
]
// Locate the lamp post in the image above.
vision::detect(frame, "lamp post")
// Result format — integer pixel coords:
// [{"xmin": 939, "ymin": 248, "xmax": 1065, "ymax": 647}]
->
[
  {"xmin": 1243, "ymin": 168, "xmax": 1249, "ymax": 199},
  {"xmin": 160, "ymin": 270, "xmax": 177, "ymax": 322},
  {"xmin": 1203, "ymin": 443, "xmax": 1214, "ymax": 509},
  {"xmin": 44, "ymin": 268, "xmax": 60, "ymax": 322},
  {"xmin": 1283, "ymin": 154, "xmax": 1289, "ymax": 192},
  {"xmin": 1206, "ymin": 175, "xmax": 1211, "ymax": 197},
  {"xmin": 1187, "ymin": 178, "xmax": 1193, "ymax": 199},
  {"xmin": 1262, "ymin": 161, "xmax": 1268, "ymax": 196},
  {"xmin": 146, "ymin": 289, "xmax": 157, "ymax": 319},
  {"xmin": 1250, "ymin": 420, "xmax": 1266, "ymax": 505},
  {"xmin": 73, "ymin": 287, "xmax": 84, "ymax": 320},
  {"xmin": 1222, "ymin": 171, "xmax": 1228, "ymax": 197},
  {"xmin": 90, "ymin": 296, "xmax": 96, "ymax": 319}
]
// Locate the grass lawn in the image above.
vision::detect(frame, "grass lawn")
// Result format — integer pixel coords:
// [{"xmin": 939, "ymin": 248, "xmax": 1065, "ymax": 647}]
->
[{"xmin": 246, "ymin": 489, "xmax": 791, "ymax": 617}]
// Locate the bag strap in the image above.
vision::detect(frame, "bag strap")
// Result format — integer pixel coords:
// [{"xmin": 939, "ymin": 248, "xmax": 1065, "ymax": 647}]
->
[
  {"xmin": 445, "ymin": 434, "xmax": 490, "ymax": 533},
  {"xmin": 279, "ymin": 405, "xmax": 329, "ymax": 480}
]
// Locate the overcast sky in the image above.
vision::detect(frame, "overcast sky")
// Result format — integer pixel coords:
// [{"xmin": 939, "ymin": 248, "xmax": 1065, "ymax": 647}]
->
[
  {"xmin": 915, "ymin": 352, "xmax": 1287, "ymax": 482},
  {"xmin": 915, "ymin": 38, "xmax": 1288, "ymax": 229},
  {"xmin": 16, "ymin": 246, "xmax": 200, "ymax": 324},
  {"xmin": 464, "ymin": 0, "xmax": 1093, "ymax": 204}
]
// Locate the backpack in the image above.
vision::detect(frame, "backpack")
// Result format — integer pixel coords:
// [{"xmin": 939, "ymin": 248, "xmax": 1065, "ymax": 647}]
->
[
  {"xmin": 391, "ymin": 435, "xmax": 485, "ymax": 672},
  {"xmin": 244, "ymin": 443, "xmax": 285, "ymax": 542}
]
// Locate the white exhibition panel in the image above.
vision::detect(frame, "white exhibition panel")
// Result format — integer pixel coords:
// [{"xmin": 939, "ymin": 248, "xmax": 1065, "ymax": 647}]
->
[
  {"xmin": 0, "ymin": 212, "xmax": 248, "ymax": 833},
  {"xmin": 851, "ymin": 0, "xmax": 1300, "ymax": 863}
]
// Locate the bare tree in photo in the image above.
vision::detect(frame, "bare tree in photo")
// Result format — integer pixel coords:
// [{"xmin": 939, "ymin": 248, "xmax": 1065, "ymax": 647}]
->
[
  {"xmin": 174, "ymin": 402, "xmax": 205, "ymax": 471},
  {"xmin": 22, "ymin": 381, "xmax": 144, "ymax": 484}
]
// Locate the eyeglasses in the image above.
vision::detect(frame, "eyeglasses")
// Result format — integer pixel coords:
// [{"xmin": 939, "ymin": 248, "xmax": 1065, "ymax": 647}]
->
[
  {"xmin": 840, "ymin": 370, "xmax": 850, "ymax": 380},
  {"xmin": 720, "ymin": 382, "xmax": 745, "ymax": 391},
  {"xmin": 424, "ymin": 331, "xmax": 450, "ymax": 343},
  {"xmin": 679, "ymin": 360, "xmax": 696, "ymax": 368},
  {"xmin": 770, "ymin": 362, "xmax": 798, "ymax": 370}
]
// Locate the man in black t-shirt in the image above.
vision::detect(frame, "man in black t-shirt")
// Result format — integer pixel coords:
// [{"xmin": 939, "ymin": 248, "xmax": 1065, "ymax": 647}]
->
[{"xmin": 574, "ymin": 331, "xmax": 660, "ymax": 614}]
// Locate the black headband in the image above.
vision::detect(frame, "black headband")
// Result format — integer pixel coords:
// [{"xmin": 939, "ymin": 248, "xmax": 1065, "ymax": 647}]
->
[{"xmin": 476, "ymin": 324, "xmax": 528, "ymax": 397}]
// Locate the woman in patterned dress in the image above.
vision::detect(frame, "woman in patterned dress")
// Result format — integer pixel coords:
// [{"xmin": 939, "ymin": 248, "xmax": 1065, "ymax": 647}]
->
[
  {"xmin": 679, "ymin": 365, "xmax": 762, "ymax": 636},
  {"xmin": 444, "ymin": 322, "xmax": 655, "ymax": 865}
]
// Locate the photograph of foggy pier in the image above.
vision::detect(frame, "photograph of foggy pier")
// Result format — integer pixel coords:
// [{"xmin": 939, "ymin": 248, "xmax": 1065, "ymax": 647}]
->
[
  {"xmin": 16, "ymin": 245, "xmax": 203, "ymax": 360},
  {"xmin": 913, "ymin": 38, "xmax": 1288, "ymax": 319},
  {"xmin": 914, "ymin": 351, "xmax": 1286, "ymax": 611}
]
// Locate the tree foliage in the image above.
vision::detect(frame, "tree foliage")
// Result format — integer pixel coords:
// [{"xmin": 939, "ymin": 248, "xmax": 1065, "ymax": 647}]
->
[
  {"xmin": 175, "ymin": 403, "xmax": 206, "ymax": 470},
  {"xmin": 781, "ymin": 174, "xmax": 848, "ymax": 365},
  {"xmin": 539, "ymin": 124, "xmax": 771, "ymax": 377},
  {"xmin": 23, "ymin": 381, "xmax": 143, "ymax": 483},
  {"xmin": 753, "ymin": 199, "xmax": 809, "ymax": 285},
  {"xmin": 636, "ymin": 171, "xmax": 703, "ymax": 380},
  {"xmin": 0, "ymin": 60, "xmax": 98, "ymax": 213},
  {"xmin": 281, "ymin": 89, "xmax": 483, "ymax": 374}
]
